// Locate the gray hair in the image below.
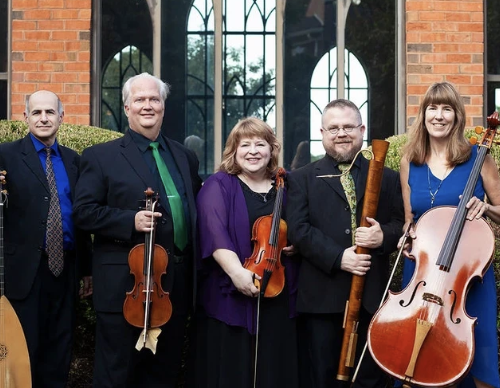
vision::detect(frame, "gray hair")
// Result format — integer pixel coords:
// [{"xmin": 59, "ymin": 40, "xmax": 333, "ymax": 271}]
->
[
  {"xmin": 122, "ymin": 72, "xmax": 170, "ymax": 106},
  {"xmin": 25, "ymin": 92, "xmax": 64, "ymax": 116}
]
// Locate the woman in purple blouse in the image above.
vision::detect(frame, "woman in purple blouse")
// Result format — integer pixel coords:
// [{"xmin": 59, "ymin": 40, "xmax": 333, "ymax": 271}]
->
[{"xmin": 191, "ymin": 117, "xmax": 300, "ymax": 388}]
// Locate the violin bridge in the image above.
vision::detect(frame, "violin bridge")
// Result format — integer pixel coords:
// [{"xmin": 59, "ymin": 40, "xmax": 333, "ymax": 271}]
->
[{"xmin": 422, "ymin": 292, "xmax": 443, "ymax": 306}]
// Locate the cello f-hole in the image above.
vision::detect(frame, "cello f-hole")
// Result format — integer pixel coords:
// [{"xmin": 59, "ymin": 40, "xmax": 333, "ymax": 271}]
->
[
  {"xmin": 399, "ymin": 280, "xmax": 426, "ymax": 307},
  {"xmin": 448, "ymin": 289, "xmax": 461, "ymax": 324}
]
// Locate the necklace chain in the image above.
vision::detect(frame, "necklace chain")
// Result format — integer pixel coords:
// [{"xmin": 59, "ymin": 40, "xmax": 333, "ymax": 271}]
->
[{"xmin": 427, "ymin": 166, "xmax": 448, "ymax": 207}]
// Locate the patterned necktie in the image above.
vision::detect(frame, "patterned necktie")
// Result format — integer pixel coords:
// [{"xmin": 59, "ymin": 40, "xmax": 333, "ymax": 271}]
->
[
  {"xmin": 339, "ymin": 164, "xmax": 357, "ymax": 244},
  {"xmin": 45, "ymin": 147, "xmax": 64, "ymax": 276},
  {"xmin": 149, "ymin": 142, "xmax": 188, "ymax": 251}
]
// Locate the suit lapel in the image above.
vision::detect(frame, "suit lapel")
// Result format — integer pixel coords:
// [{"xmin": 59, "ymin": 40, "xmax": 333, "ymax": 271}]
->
[
  {"xmin": 315, "ymin": 156, "xmax": 348, "ymax": 202},
  {"xmin": 119, "ymin": 132, "xmax": 156, "ymax": 189},
  {"xmin": 20, "ymin": 135, "xmax": 50, "ymax": 194}
]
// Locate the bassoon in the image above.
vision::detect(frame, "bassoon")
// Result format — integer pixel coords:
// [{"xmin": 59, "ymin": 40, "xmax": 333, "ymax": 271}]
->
[{"xmin": 336, "ymin": 139, "xmax": 390, "ymax": 382}]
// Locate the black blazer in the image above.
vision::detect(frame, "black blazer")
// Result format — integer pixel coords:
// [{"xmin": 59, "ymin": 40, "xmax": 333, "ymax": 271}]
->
[
  {"xmin": 0, "ymin": 134, "xmax": 91, "ymax": 300},
  {"xmin": 73, "ymin": 131, "xmax": 202, "ymax": 313},
  {"xmin": 287, "ymin": 154, "xmax": 404, "ymax": 314}
]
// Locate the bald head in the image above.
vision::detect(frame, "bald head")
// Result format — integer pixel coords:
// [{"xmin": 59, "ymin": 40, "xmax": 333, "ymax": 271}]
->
[{"xmin": 24, "ymin": 90, "xmax": 64, "ymax": 146}]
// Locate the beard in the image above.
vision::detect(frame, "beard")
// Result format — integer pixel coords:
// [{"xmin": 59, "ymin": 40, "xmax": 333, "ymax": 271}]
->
[{"xmin": 324, "ymin": 140, "xmax": 363, "ymax": 163}]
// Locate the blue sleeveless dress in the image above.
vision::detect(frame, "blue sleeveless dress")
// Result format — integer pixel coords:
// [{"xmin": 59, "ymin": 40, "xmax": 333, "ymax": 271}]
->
[{"xmin": 402, "ymin": 146, "xmax": 500, "ymax": 388}]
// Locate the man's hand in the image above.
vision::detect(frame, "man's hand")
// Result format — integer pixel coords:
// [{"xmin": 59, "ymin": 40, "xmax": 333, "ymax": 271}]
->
[
  {"xmin": 340, "ymin": 245, "xmax": 371, "ymax": 276},
  {"xmin": 79, "ymin": 276, "xmax": 93, "ymax": 298},
  {"xmin": 135, "ymin": 210, "xmax": 162, "ymax": 232},
  {"xmin": 355, "ymin": 217, "xmax": 383, "ymax": 249}
]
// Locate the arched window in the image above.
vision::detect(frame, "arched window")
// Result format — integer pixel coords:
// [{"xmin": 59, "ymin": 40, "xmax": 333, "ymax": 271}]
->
[
  {"xmin": 309, "ymin": 47, "xmax": 368, "ymax": 158},
  {"xmin": 186, "ymin": 0, "xmax": 277, "ymax": 177},
  {"xmin": 101, "ymin": 45, "xmax": 153, "ymax": 133},
  {"xmin": 97, "ymin": 0, "xmax": 153, "ymax": 131},
  {"xmin": 187, "ymin": 0, "xmax": 215, "ymax": 176}
]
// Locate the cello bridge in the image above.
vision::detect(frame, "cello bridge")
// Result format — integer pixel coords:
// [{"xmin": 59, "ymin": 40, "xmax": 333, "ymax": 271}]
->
[{"xmin": 422, "ymin": 292, "xmax": 443, "ymax": 306}]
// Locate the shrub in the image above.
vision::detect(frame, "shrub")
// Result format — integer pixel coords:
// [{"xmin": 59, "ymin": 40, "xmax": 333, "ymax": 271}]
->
[{"xmin": 0, "ymin": 120, "xmax": 122, "ymax": 153}]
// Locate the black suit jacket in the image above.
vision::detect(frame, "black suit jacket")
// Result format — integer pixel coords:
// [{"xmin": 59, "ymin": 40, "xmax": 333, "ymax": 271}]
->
[
  {"xmin": 73, "ymin": 131, "xmax": 202, "ymax": 313},
  {"xmin": 0, "ymin": 134, "xmax": 91, "ymax": 300},
  {"xmin": 287, "ymin": 154, "xmax": 404, "ymax": 314}
]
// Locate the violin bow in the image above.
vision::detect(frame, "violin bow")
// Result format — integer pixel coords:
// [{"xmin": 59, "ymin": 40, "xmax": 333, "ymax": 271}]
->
[{"xmin": 252, "ymin": 275, "xmax": 261, "ymax": 388}]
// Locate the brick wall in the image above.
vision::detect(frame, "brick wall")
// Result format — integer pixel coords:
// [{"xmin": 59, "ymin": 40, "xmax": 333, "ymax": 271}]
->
[
  {"xmin": 11, "ymin": 0, "xmax": 92, "ymax": 125},
  {"xmin": 406, "ymin": 0, "xmax": 484, "ymax": 128}
]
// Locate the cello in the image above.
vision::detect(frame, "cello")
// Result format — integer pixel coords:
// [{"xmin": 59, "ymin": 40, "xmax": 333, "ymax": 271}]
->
[
  {"xmin": 0, "ymin": 171, "xmax": 32, "ymax": 387},
  {"xmin": 123, "ymin": 188, "xmax": 172, "ymax": 354},
  {"xmin": 367, "ymin": 113, "xmax": 500, "ymax": 387},
  {"xmin": 243, "ymin": 167, "xmax": 287, "ymax": 298}
]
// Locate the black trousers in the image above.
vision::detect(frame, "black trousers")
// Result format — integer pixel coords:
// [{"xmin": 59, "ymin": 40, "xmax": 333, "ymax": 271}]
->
[
  {"xmin": 93, "ymin": 260, "xmax": 192, "ymax": 388},
  {"xmin": 10, "ymin": 251, "xmax": 76, "ymax": 388},
  {"xmin": 298, "ymin": 309, "xmax": 388, "ymax": 388}
]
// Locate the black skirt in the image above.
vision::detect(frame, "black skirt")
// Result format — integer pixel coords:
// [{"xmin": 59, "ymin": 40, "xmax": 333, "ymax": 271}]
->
[{"xmin": 189, "ymin": 286, "xmax": 299, "ymax": 388}]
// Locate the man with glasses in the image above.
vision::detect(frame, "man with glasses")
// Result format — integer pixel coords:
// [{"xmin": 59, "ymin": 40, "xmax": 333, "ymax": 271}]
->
[{"xmin": 286, "ymin": 99, "xmax": 404, "ymax": 388}]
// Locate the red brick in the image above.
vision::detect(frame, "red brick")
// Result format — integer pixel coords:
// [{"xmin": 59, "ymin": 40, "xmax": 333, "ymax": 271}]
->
[
  {"xmin": 52, "ymin": 31, "xmax": 78, "ymax": 40},
  {"xmin": 12, "ymin": 0, "xmax": 38, "ymax": 8},
  {"xmin": 37, "ymin": 21, "xmax": 64, "ymax": 30},
  {"xmin": 38, "ymin": 0, "xmax": 64, "ymax": 8},
  {"xmin": 39, "ymin": 41, "xmax": 65, "ymax": 52},
  {"xmin": 65, "ymin": 20, "xmax": 91, "ymax": 30},
  {"xmin": 12, "ymin": 40, "xmax": 38, "ymax": 51},
  {"xmin": 23, "ymin": 10, "xmax": 51, "ymax": 20},
  {"xmin": 25, "ymin": 73, "xmax": 51, "ymax": 82},
  {"xmin": 64, "ymin": 62, "xmax": 90, "ymax": 72},
  {"xmin": 446, "ymin": 54, "xmax": 472, "ymax": 63},
  {"xmin": 24, "ymin": 31, "xmax": 51, "ymax": 41},
  {"xmin": 24, "ymin": 52, "xmax": 51, "ymax": 61},
  {"xmin": 52, "ymin": 9, "xmax": 80, "ymax": 19},
  {"xmin": 12, "ymin": 20, "xmax": 37, "ymax": 30}
]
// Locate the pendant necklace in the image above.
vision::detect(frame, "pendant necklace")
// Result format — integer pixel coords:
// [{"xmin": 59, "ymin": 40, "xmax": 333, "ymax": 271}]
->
[
  {"xmin": 427, "ymin": 165, "xmax": 448, "ymax": 207},
  {"xmin": 258, "ymin": 191, "xmax": 269, "ymax": 202}
]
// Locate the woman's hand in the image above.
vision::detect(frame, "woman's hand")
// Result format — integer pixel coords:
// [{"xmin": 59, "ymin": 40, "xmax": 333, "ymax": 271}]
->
[
  {"xmin": 282, "ymin": 244, "xmax": 297, "ymax": 256},
  {"xmin": 398, "ymin": 222, "xmax": 416, "ymax": 260},
  {"xmin": 465, "ymin": 196, "xmax": 490, "ymax": 220},
  {"xmin": 229, "ymin": 267, "xmax": 261, "ymax": 297}
]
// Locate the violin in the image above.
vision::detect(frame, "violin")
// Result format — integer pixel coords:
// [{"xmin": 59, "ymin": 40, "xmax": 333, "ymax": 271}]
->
[
  {"xmin": 123, "ymin": 188, "xmax": 172, "ymax": 353},
  {"xmin": 367, "ymin": 113, "xmax": 500, "ymax": 387},
  {"xmin": 243, "ymin": 168, "xmax": 287, "ymax": 297},
  {"xmin": 0, "ymin": 171, "xmax": 32, "ymax": 386}
]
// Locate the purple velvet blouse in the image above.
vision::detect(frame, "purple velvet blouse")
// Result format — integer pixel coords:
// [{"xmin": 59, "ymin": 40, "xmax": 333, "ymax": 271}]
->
[{"xmin": 196, "ymin": 171, "xmax": 299, "ymax": 334}]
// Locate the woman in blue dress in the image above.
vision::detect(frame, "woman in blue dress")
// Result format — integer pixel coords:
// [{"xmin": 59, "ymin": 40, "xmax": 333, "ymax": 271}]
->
[{"xmin": 400, "ymin": 82, "xmax": 500, "ymax": 388}]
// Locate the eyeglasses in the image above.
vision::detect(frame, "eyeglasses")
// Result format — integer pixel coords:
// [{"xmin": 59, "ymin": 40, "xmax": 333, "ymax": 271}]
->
[{"xmin": 322, "ymin": 124, "xmax": 362, "ymax": 136}]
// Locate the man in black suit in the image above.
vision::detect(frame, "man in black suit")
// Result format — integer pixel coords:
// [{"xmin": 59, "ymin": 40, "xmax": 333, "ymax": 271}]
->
[
  {"xmin": 0, "ymin": 90, "xmax": 92, "ymax": 387},
  {"xmin": 287, "ymin": 99, "xmax": 404, "ymax": 388},
  {"xmin": 73, "ymin": 72, "xmax": 202, "ymax": 388}
]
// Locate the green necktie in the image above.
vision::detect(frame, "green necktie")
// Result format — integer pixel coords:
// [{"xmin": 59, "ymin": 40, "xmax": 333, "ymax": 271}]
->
[
  {"xmin": 339, "ymin": 164, "xmax": 357, "ymax": 244},
  {"xmin": 149, "ymin": 142, "xmax": 188, "ymax": 251}
]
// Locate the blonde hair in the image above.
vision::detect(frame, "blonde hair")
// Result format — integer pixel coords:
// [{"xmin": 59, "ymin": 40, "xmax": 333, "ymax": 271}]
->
[
  {"xmin": 404, "ymin": 81, "xmax": 470, "ymax": 166},
  {"xmin": 219, "ymin": 117, "xmax": 281, "ymax": 177}
]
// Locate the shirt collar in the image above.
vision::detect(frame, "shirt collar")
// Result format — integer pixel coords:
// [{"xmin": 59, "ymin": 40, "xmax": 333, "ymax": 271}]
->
[
  {"xmin": 30, "ymin": 133, "xmax": 60, "ymax": 156},
  {"xmin": 328, "ymin": 153, "xmax": 362, "ymax": 171},
  {"xmin": 128, "ymin": 128, "xmax": 168, "ymax": 153}
]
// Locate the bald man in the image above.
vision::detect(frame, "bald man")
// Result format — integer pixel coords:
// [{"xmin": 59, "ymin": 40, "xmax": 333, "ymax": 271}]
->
[{"xmin": 0, "ymin": 90, "xmax": 92, "ymax": 387}]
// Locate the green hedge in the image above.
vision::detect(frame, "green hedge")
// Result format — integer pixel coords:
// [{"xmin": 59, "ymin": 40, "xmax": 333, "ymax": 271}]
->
[{"xmin": 0, "ymin": 120, "xmax": 123, "ymax": 153}]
